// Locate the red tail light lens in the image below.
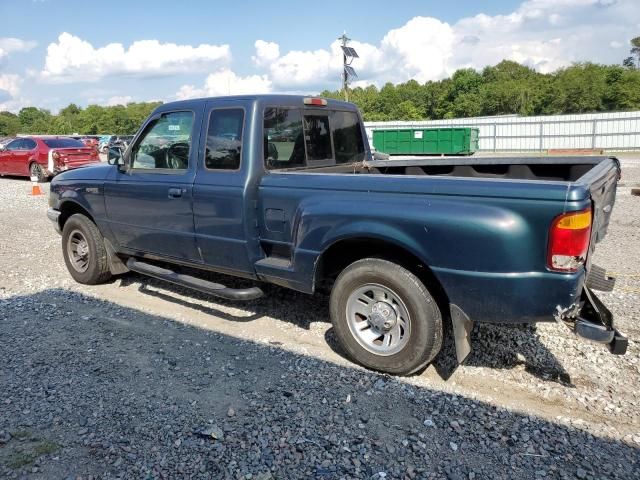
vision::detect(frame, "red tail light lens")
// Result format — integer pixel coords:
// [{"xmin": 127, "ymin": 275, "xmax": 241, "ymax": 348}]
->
[{"xmin": 547, "ymin": 208, "xmax": 592, "ymax": 272}]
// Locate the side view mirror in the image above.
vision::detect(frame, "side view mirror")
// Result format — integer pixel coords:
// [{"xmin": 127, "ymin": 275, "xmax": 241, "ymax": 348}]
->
[{"xmin": 107, "ymin": 146, "xmax": 125, "ymax": 166}]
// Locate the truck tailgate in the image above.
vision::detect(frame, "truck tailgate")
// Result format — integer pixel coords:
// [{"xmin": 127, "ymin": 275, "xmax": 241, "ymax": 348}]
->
[{"xmin": 578, "ymin": 157, "xmax": 620, "ymax": 266}]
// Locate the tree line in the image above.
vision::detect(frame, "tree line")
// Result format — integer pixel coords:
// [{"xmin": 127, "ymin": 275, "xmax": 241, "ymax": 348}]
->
[
  {"xmin": 321, "ymin": 59, "xmax": 640, "ymax": 121},
  {"xmin": 1, "ymin": 37, "xmax": 639, "ymax": 135},
  {"xmin": 0, "ymin": 102, "xmax": 161, "ymax": 137}
]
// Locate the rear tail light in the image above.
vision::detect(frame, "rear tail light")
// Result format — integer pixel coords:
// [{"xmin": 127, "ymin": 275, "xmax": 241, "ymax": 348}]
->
[{"xmin": 547, "ymin": 208, "xmax": 592, "ymax": 272}]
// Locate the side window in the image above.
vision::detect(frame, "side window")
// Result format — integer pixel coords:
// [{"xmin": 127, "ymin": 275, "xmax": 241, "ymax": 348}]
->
[
  {"xmin": 303, "ymin": 114, "xmax": 332, "ymax": 162},
  {"xmin": 6, "ymin": 139, "xmax": 23, "ymax": 151},
  {"xmin": 131, "ymin": 111, "xmax": 194, "ymax": 170},
  {"xmin": 23, "ymin": 139, "xmax": 37, "ymax": 150},
  {"xmin": 205, "ymin": 108, "xmax": 244, "ymax": 170},
  {"xmin": 264, "ymin": 108, "xmax": 305, "ymax": 169},
  {"xmin": 332, "ymin": 111, "xmax": 365, "ymax": 164}
]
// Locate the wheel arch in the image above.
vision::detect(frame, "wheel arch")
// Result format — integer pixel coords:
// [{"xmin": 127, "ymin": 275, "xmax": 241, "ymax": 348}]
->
[
  {"xmin": 314, "ymin": 236, "xmax": 450, "ymax": 314},
  {"xmin": 58, "ymin": 200, "xmax": 96, "ymax": 230}
]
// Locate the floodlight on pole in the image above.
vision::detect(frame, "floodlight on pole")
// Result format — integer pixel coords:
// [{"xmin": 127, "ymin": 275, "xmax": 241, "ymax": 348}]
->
[{"xmin": 338, "ymin": 32, "xmax": 358, "ymax": 102}]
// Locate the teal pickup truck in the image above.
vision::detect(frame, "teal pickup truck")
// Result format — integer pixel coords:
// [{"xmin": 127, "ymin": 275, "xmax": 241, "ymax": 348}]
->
[{"xmin": 47, "ymin": 95, "xmax": 627, "ymax": 375}]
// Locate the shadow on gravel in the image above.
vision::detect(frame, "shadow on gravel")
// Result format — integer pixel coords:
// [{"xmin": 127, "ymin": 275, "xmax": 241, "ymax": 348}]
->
[
  {"xmin": 1, "ymin": 288, "xmax": 636, "ymax": 479},
  {"xmin": 123, "ymin": 271, "xmax": 572, "ymax": 385}
]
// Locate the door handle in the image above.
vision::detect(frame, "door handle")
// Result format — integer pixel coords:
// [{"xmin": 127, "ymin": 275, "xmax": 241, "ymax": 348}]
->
[{"xmin": 168, "ymin": 187, "xmax": 184, "ymax": 198}]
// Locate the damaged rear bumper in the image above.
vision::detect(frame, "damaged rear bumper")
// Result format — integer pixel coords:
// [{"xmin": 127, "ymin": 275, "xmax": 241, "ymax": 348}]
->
[{"xmin": 555, "ymin": 286, "xmax": 628, "ymax": 355}]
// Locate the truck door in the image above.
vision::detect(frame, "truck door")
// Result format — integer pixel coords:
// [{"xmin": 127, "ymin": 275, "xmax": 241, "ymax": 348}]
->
[
  {"xmin": 192, "ymin": 100, "xmax": 254, "ymax": 275},
  {"xmin": 104, "ymin": 109, "xmax": 201, "ymax": 261},
  {"xmin": 2, "ymin": 139, "xmax": 28, "ymax": 175}
]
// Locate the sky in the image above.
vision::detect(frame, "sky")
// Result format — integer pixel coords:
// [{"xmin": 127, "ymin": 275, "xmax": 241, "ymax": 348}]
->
[{"xmin": 0, "ymin": 0, "xmax": 639, "ymax": 113}]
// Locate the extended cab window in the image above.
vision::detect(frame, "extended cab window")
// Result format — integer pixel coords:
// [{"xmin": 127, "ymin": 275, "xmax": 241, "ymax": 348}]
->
[
  {"xmin": 205, "ymin": 108, "xmax": 244, "ymax": 170},
  {"xmin": 264, "ymin": 108, "xmax": 305, "ymax": 169},
  {"xmin": 131, "ymin": 111, "xmax": 193, "ymax": 170}
]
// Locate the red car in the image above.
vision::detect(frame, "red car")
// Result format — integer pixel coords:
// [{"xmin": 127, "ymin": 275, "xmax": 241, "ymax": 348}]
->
[{"xmin": 0, "ymin": 136, "xmax": 101, "ymax": 181}]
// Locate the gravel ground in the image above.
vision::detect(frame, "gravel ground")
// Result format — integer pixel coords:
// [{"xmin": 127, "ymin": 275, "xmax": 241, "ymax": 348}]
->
[{"xmin": 0, "ymin": 157, "xmax": 639, "ymax": 479}]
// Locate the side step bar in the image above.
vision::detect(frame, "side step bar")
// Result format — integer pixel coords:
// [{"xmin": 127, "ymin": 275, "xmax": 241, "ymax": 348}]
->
[{"xmin": 126, "ymin": 258, "xmax": 264, "ymax": 301}]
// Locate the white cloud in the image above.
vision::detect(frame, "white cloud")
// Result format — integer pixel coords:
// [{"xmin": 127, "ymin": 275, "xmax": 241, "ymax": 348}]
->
[
  {"xmin": 245, "ymin": 0, "xmax": 638, "ymax": 91},
  {"xmin": 40, "ymin": 32, "xmax": 231, "ymax": 82},
  {"xmin": 106, "ymin": 95, "xmax": 134, "ymax": 106},
  {"xmin": 176, "ymin": 68, "xmax": 272, "ymax": 99},
  {"xmin": 252, "ymin": 40, "xmax": 280, "ymax": 67},
  {"xmin": 0, "ymin": 74, "xmax": 21, "ymax": 98},
  {"xmin": 0, "ymin": 37, "xmax": 37, "ymax": 62}
]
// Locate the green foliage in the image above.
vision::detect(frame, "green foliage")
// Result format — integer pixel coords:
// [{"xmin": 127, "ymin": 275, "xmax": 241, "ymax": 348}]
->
[
  {"xmin": 0, "ymin": 101, "xmax": 162, "ymax": 136},
  {"xmin": 319, "ymin": 59, "xmax": 640, "ymax": 121}
]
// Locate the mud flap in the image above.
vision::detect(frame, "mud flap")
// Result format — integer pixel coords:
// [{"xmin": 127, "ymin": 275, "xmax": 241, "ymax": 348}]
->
[{"xmin": 450, "ymin": 304, "xmax": 473, "ymax": 363}]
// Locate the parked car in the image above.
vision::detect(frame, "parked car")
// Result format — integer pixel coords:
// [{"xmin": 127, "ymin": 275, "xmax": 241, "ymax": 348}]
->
[
  {"xmin": 46, "ymin": 95, "xmax": 626, "ymax": 375},
  {"xmin": 0, "ymin": 136, "xmax": 100, "ymax": 181}
]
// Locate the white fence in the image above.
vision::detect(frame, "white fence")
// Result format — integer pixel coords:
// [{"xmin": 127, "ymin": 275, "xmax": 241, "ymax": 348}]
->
[{"xmin": 364, "ymin": 110, "xmax": 640, "ymax": 152}]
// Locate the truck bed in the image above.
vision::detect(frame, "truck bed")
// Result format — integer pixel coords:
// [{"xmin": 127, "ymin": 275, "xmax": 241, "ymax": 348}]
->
[{"xmin": 303, "ymin": 155, "xmax": 618, "ymax": 183}]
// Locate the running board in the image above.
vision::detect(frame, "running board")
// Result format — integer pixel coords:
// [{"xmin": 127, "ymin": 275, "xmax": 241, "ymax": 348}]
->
[{"xmin": 126, "ymin": 258, "xmax": 264, "ymax": 301}]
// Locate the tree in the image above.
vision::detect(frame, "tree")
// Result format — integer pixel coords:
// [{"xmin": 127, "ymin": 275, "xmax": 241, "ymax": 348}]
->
[
  {"xmin": 631, "ymin": 36, "xmax": 640, "ymax": 68},
  {"xmin": 623, "ymin": 56, "xmax": 635, "ymax": 69},
  {"xmin": 18, "ymin": 107, "xmax": 53, "ymax": 134},
  {"xmin": 0, "ymin": 111, "xmax": 20, "ymax": 136}
]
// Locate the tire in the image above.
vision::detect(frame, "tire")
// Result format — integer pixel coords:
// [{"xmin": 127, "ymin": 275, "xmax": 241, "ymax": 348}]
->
[
  {"xmin": 61, "ymin": 214, "xmax": 112, "ymax": 285},
  {"xmin": 29, "ymin": 162, "xmax": 47, "ymax": 182},
  {"xmin": 329, "ymin": 258, "xmax": 442, "ymax": 375}
]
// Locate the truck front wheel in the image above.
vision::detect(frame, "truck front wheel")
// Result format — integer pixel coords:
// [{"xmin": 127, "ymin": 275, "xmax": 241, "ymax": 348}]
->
[
  {"xmin": 329, "ymin": 258, "xmax": 442, "ymax": 375},
  {"xmin": 61, "ymin": 214, "xmax": 112, "ymax": 285}
]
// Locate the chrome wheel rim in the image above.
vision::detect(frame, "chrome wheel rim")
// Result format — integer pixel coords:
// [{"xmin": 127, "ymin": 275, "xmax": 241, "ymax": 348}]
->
[
  {"xmin": 30, "ymin": 163, "xmax": 40, "ymax": 177},
  {"xmin": 346, "ymin": 283, "xmax": 411, "ymax": 356},
  {"xmin": 67, "ymin": 229, "xmax": 90, "ymax": 273}
]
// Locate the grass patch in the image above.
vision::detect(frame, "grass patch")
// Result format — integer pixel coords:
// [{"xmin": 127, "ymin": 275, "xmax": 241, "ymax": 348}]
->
[
  {"xmin": 3, "ymin": 438, "xmax": 61, "ymax": 470},
  {"xmin": 6, "ymin": 452, "xmax": 35, "ymax": 469},
  {"xmin": 34, "ymin": 440, "xmax": 60, "ymax": 456},
  {"xmin": 11, "ymin": 429, "xmax": 33, "ymax": 440}
]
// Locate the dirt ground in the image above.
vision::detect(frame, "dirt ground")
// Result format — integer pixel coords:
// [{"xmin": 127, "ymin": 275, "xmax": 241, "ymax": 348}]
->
[{"xmin": 0, "ymin": 157, "xmax": 639, "ymax": 479}]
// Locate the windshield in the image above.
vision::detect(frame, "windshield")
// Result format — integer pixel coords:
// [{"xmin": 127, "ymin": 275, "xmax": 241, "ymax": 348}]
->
[{"xmin": 43, "ymin": 138, "xmax": 87, "ymax": 149}]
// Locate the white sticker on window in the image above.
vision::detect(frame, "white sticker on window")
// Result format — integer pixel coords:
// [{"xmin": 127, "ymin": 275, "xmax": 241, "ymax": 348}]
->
[
  {"xmin": 168, "ymin": 125, "xmax": 181, "ymax": 131},
  {"xmin": 414, "ymin": 131, "xmax": 423, "ymax": 139}
]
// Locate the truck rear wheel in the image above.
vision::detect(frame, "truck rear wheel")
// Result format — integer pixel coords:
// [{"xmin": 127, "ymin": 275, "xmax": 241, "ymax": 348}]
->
[
  {"xmin": 61, "ymin": 214, "xmax": 112, "ymax": 285},
  {"xmin": 329, "ymin": 258, "xmax": 442, "ymax": 375}
]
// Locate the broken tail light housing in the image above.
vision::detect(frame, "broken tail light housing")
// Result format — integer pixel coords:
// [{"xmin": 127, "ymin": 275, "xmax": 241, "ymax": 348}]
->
[{"xmin": 547, "ymin": 208, "xmax": 592, "ymax": 272}]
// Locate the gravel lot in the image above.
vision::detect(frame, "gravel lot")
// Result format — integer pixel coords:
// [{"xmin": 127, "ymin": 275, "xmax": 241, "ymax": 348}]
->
[{"xmin": 1, "ymin": 157, "xmax": 639, "ymax": 479}]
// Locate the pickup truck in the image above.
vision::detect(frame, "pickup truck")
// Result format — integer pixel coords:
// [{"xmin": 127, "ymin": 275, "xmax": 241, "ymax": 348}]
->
[{"xmin": 47, "ymin": 95, "xmax": 627, "ymax": 375}]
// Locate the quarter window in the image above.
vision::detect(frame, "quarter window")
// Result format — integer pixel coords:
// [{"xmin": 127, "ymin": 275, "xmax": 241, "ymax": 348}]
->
[
  {"xmin": 131, "ymin": 111, "xmax": 194, "ymax": 170},
  {"xmin": 205, "ymin": 108, "xmax": 244, "ymax": 170}
]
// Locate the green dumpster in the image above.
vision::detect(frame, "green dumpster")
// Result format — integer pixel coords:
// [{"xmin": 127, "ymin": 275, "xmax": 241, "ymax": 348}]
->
[{"xmin": 372, "ymin": 127, "xmax": 479, "ymax": 155}]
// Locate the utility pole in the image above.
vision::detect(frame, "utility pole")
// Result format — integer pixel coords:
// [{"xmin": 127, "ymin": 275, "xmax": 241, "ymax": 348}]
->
[{"xmin": 338, "ymin": 32, "xmax": 358, "ymax": 102}]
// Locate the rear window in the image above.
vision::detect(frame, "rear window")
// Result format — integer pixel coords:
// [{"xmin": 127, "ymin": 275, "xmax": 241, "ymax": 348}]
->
[
  {"xmin": 264, "ymin": 107, "xmax": 366, "ymax": 170},
  {"xmin": 43, "ymin": 138, "xmax": 86, "ymax": 148}
]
